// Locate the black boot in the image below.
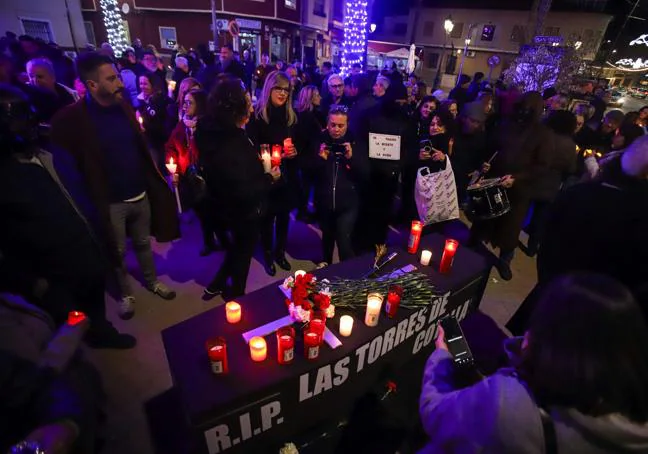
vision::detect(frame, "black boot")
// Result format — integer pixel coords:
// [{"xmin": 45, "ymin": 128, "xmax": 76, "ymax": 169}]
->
[
  {"xmin": 495, "ymin": 250, "xmax": 514, "ymax": 281},
  {"xmin": 275, "ymin": 251, "xmax": 291, "ymax": 271},
  {"xmin": 264, "ymin": 251, "xmax": 276, "ymax": 276}
]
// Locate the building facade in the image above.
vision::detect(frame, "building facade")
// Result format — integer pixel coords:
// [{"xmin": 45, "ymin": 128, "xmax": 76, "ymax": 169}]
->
[
  {"xmin": 1, "ymin": 0, "xmax": 88, "ymax": 50},
  {"xmin": 81, "ymin": 0, "xmax": 342, "ymax": 65},
  {"xmin": 371, "ymin": 6, "xmax": 612, "ymax": 86}
]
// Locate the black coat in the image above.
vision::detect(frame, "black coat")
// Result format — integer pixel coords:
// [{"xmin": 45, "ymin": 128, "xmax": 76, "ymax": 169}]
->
[
  {"xmin": 313, "ymin": 131, "xmax": 358, "ymax": 213},
  {"xmin": 295, "ymin": 109, "xmax": 326, "ymax": 172},
  {"xmin": 246, "ymin": 105, "xmax": 298, "ymax": 213},
  {"xmin": 198, "ymin": 60, "xmax": 247, "ymax": 93},
  {"xmin": 196, "ymin": 120, "xmax": 272, "ymax": 223}
]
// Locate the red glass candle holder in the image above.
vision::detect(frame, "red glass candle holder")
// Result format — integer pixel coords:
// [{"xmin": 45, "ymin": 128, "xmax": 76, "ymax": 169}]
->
[
  {"xmin": 309, "ymin": 312, "xmax": 326, "ymax": 344},
  {"xmin": 386, "ymin": 285, "xmax": 403, "ymax": 318},
  {"xmin": 304, "ymin": 330, "xmax": 321, "ymax": 361},
  {"xmin": 206, "ymin": 337, "xmax": 229, "ymax": 375},
  {"xmin": 271, "ymin": 144, "xmax": 282, "ymax": 167},
  {"xmin": 408, "ymin": 221, "xmax": 423, "ymax": 254},
  {"xmin": 439, "ymin": 239, "xmax": 459, "ymax": 274},
  {"xmin": 276, "ymin": 326, "xmax": 295, "ymax": 365},
  {"xmin": 67, "ymin": 311, "xmax": 87, "ymax": 326}
]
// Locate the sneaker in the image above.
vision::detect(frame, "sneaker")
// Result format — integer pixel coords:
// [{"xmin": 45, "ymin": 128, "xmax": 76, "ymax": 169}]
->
[
  {"xmin": 86, "ymin": 327, "xmax": 137, "ymax": 349},
  {"xmin": 148, "ymin": 281, "xmax": 176, "ymax": 300},
  {"xmin": 119, "ymin": 296, "xmax": 135, "ymax": 320}
]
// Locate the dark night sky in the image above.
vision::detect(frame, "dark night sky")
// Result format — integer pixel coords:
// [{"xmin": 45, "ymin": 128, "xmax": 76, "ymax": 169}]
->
[{"xmin": 370, "ymin": 0, "xmax": 648, "ymax": 60}]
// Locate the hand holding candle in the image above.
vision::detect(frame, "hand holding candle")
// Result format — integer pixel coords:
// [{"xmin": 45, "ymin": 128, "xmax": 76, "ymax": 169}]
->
[
  {"xmin": 67, "ymin": 311, "xmax": 87, "ymax": 326},
  {"xmin": 271, "ymin": 145, "xmax": 282, "ymax": 167},
  {"xmin": 249, "ymin": 336, "xmax": 267, "ymax": 362},
  {"xmin": 283, "ymin": 138, "xmax": 297, "ymax": 158},
  {"xmin": 167, "ymin": 79, "xmax": 177, "ymax": 99},
  {"xmin": 225, "ymin": 302, "xmax": 241, "ymax": 324},
  {"xmin": 166, "ymin": 157, "xmax": 182, "ymax": 214},
  {"xmin": 260, "ymin": 145, "xmax": 272, "ymax": 173}
]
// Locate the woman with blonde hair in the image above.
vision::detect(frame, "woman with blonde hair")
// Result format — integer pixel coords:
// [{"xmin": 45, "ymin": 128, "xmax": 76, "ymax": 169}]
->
[
  {"xmin": 247, "ymin": 70, "xmax": 299, "ymax": 276},
  {"xmin": 294, "ymin": 85, "xmax": 325, "ymax": 222}
]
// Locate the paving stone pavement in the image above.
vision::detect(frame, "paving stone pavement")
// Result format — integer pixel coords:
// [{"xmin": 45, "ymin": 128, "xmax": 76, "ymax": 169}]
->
[{"xmin": 89, "ymin": 213, "xmax": 536, "ymax": 454}]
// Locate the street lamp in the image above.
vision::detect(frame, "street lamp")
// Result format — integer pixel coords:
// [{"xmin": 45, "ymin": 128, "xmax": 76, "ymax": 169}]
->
[
  {"xmin": 434, "ymin": 15, "xmax": 454, "ymax": 89},
  {"xmin": 457, "ymin": 33, "xmax": 472, "ymax": 84}
]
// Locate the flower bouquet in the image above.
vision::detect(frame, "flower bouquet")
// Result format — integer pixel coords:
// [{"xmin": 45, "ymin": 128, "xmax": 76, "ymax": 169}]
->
[{"xmin": 282, "ymin": 273, "xmax": 335, "ymax": 323}]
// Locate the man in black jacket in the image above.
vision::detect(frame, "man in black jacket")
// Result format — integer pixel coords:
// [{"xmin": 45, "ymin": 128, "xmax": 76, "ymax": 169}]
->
[
  {"xmin": 507, "ymin": 135, "xmax": 648, "ymax": 334},
  {"xmin": 199, "ymin": 44, "xmax": 247, "ymax": 93}
]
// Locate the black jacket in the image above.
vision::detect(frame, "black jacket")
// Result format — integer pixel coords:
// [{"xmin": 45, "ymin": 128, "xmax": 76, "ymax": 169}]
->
[
  {"xmin": 196, "ymin": 120, "xmax": 272, "ymax": 222},
  {"xmin": 198, "ymin": 60, "xmax": 247, "ymax": 93},
  {"xmin": 538, "ymin": 154, "xmax": 648, "ymax": 316},
  {"xmin": 314, "ymin": 131, "xmax": 358, "ymax": 213},
  {"xmin": 295, "ymin": 109, "xmax": 326, "ymax": 172}
]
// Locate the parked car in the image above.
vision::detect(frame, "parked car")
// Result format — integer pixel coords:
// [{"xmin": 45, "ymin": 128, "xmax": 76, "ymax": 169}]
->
[{"xmin": 630, "ymin": 87, "xmax": 648, "ymax": 99}]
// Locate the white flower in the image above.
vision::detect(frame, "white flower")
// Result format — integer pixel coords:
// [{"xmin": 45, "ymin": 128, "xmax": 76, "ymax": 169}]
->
[
  {"xmin": 279, "ymin": 442, "xmax": 299, "ymax": 454},
  {"xmin": 288, "ymin": 303, "xmax": 311, "ymax": 323},
  {"xmin": 282, "ymin": 276, "xmax": 294, "ymax": 289},
  {"xmin": 325, "ymin": 304, "xmax": 335, "ymax": 318}
]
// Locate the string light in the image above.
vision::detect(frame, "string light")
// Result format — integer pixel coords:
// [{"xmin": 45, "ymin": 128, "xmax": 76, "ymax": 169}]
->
[
  {"xmin": 99, "ymin": 0, "xmax": 129, "ymax": 57},
  {"xmin": 341, "ymin": 0, "xmax": 368, "ymax": 75}
]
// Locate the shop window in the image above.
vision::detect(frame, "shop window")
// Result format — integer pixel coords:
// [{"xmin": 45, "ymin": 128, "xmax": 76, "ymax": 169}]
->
[
  {"xmin": 20, "ymin": 19, "xmax": 53, "ymax": 42},
  {"xmin": 481, "ymin": 24, "xmax": 496, "ymax": 41},
  {"xmin": 423, "ymin": 21, "xmax": 434, "ymax": 37},
  {"xmin": 285, "ymin": 0, "xmax": 297, "ymax": 9},
  {"xmin": 84, "ymin": 21, "xmax": 96, "ymax": 46},
  {"xmin": 159, "ymin": 26, "xmax": 177, "ymax": 50},
  {"xmin": 427, "ymin": 52, "xmax": 439, "ymax": 68},
  {"xmin": 313, "ymin": 0, "xmax": 326, "ymax": 17}
]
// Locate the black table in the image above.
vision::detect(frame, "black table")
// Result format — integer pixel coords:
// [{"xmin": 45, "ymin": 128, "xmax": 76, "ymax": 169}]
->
[{"xmin": 162, "ymin": 233, "xmax": 490, "ymax": 454}]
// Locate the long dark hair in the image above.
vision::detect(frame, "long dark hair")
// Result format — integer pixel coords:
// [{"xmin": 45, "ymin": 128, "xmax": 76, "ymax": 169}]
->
[
  {"xmin": 205, "ymin": 74, "xmax": 250, "ymax": 128},
  {"xmin": 520, "ymin": 273, "xmax": 648, "ymax": 422}
]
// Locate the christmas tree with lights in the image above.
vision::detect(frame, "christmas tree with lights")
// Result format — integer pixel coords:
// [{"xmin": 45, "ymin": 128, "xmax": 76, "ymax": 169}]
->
[
  {"xmin": 99, "ymin": 0, "xmax": 129, "ymax": 57},
  {"xmin": 341, "ymin": 0, "xmax": 368, "ymax": 75}
]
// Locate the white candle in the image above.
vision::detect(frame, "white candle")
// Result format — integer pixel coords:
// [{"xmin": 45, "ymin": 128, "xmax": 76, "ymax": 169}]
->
[
  {"xmin": 339, "ymin": 315, "xmax": 354, "ymax": 337},
  {"xmin": 166, "ymin": 157, "xmax": 177, "ymax": 175},
  {"xmin": 365, "ymin": 293, "xmax": 383, "ymax": 327},
  {"xmin": 420, "ymin": 250, "xmax": 432, "ymax": 266},
  {"xmin": 249, "ymin": 336, "xmax": 267, "ymax": 362},
  {"xmin": 167, "ymin": 79, "xmax": 176, "ymax": 99},
  {"xmin": 225, "ymin": 301, "xmax": 241, "ymax": 324},
  {"xmin": 261, "ymin": 151, "xmax": 271, "ymax": 173},
  {"xmin": 294, "ymin": 270, "xmax": 306, "ymax": 278}
]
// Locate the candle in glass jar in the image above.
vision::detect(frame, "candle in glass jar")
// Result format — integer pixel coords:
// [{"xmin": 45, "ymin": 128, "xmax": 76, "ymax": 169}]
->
[
  {"xmin": 309, "ymin": 313, "xmax": 326, "ymax": 341},
  {"xmin": 304, "ymin": 330, "xmax": 321, "ymax": 361},
  {"xmin": 365, "ymin": 293, "xmax": 383, "ymax": 327},
  {"xmin": 249, "ymin": 336, "xmax": 267, "ymax": 362},
  {"xmin": 167, "ymin": 79, "xmax": 177, "ymax": 98},
  {"xmin": 276, "ymin": 327, "xmax": 295, "ymax": 365},
  {"xmin": 294, "ymin": 270, "xmax": 306, "ymax": 278},
  {"xmin": 420, "ymin": 250, "xmax": 432, "ymax": 266},
  {"xmin": 67, "ymin": 310, "xmax": 86, "ymax": 326},
  {"xmin": 260, "ymin": 144, "xmax": 271, "ymax": 173},
  {"xmin": 225, "ymin": 301, "xmax": 241, "ymax": 324},
  {"xmin": 408, "ymin": 221, "xmax": 423, "ymax": 254},
  {"xmin": 339, "ymin": 315, "xmax": 354, "ymax": 337},
  {"xmin": 271, "ymin": 145, "xmax": 282, "ymax": 167},
  {"xmin": 386, "ymin": 285, "xmax": 403, "ymax": 318},
  {"xmin": 439, "ymin": 239, "xmax": 459, "ymax": 274},
  {"xmin": 206, "ymin": 337, "xmax": 228, "ymax": 374}
]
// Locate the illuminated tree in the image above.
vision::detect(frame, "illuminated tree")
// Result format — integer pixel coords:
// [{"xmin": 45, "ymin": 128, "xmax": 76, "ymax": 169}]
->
[
  {"xmin": 99, "ymin": 0, "xmax": 129, "ymax": 56},
  {"xmin": 341, "ymin": 0, "xmax": 368, "ymax": 75}
]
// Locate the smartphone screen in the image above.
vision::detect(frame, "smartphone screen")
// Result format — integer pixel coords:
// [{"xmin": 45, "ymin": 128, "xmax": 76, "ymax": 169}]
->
[{"xmin": 440, "ymin": 316, "xmax": 474, "ymax": 367}]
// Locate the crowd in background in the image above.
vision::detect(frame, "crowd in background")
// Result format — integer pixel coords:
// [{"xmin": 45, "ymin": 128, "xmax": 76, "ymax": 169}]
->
[{"xmin": 1, "ymin": 30, "xmax": 648, "ymax": 453}]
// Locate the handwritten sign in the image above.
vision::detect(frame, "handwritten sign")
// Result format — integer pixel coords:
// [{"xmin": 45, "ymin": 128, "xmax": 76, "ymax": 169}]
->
[{"xmin": 369, "ymin": 133, "xmax": 401, "ymax": 161}]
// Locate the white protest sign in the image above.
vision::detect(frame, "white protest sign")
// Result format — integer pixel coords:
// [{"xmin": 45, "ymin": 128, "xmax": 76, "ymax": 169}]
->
[{"xmin": 369, "ymin": 133, "xmax": 401, "ymax": 161}]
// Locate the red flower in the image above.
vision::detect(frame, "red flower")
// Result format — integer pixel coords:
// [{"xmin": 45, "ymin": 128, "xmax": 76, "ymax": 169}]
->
[
  {"xmin": 319, "ymin": 294, "xmax": 331, "ymax": 309},
  {"xmin": 293, "ymin": 286, "xmax": 308, "ymax": 301},
  {"xmin": 301, "ymin": 300, "xmax": 312, "ymax": 311},
  {"xmin": 386, "ymin": 381, "xmax": 397, "ymax": 393},
  {"xmin": 285, "ymin": 298, "xmax": 292, "ymax": 307},
  {"xmin": 304, "ymin": 273, "xmax": 315, "ymax": 283}
]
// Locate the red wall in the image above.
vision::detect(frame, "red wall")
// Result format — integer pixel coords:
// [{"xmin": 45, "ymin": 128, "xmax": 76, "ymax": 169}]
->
[{"xmin": 222, "ymin": 0, "xmax": 274, "ymax": 17}]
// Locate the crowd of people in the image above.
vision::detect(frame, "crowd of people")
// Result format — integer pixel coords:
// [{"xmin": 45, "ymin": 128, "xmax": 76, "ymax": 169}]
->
[{"xmin": 1, "ymin": 30, "xmax": 648, "ymax": 452}]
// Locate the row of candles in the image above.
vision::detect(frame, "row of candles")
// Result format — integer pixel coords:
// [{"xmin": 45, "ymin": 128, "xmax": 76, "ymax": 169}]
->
[
  {"xmin": 207, "ymin": 278, "xmax": 405, "ymax": 374},
  {"xmin": 408, "ymin": 221, "xmax": 458, "ymax": 274}
]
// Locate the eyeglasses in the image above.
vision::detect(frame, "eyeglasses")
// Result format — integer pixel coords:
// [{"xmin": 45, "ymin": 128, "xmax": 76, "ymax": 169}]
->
[
  {"xmin": 329, "ymin": 84, "xmax": 344, "ymax": 89},
  {"xmin": 273, "ymin": 87, "xmax": 291, "ymax": 94}
]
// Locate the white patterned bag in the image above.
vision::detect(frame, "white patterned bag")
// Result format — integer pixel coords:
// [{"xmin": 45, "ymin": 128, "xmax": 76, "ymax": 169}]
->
[{"xmin": 414, "ymin": 157, "xmax": 460, "ymax": 225}]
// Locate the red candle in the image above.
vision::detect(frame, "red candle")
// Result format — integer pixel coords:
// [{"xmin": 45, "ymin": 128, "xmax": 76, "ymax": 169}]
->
[
  {"xmin": 276, "ymin": 326, "xmax": 295, "ymax": 365},
  {"xmin": 408, "ymin": 221, "xmax": 423, "ymax": 254},
  {"xmin": 309, "ymin": 312, "xmax": 326, "ymax": 343},
  {"xmin": 439, "ymin": 239, "xmax": 459, "ymax": 274},
  {"xmin": 386, "ymin": 285, "xmax": 403, "ymax": 318},
  {"xmin": 304, "ymin": 330, "xmax": 321, "ymax": 361},
  {"xmin": 206, "ymin": 337, "xmax": 229, "ymax": 375},
  {"xmin": 67, "ymin": 311, "xmax": 87, "ymax": 326},
  {"xmin": 271, "ymin": 145, "xmax": 282, "ymax": 167}
]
